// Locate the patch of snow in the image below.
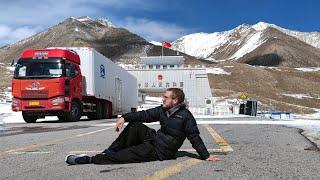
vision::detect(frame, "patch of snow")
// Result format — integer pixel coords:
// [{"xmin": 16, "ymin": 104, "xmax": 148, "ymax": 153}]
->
[
  {"xmin": 76, "ymin": 16, "xmax": 92, "ymax": 22},
  {"xmin": 295, "ymin": 67, "xmax": 320, "ymax": 72},
  {"xmin": 172, "ymin": 31, "xmax": 233, "ymax": 59},
  {"xmin": 275, "ymin": 27, "xmax": 320, "ymax": 49},
  {"xmin": 251, "ymin": 21, "xmax": 320, "ymax": 48},
  {"xmin": 6, "ymin": 66, "xmax": 15, "ymax": 72},
  {"xmin": 0, "ymin": 103, "xmax": 24, "ymax": 124},
  {"xmin": 0, "ymin": 102, "xmax": 91, "ymax": 124},
  {"xmin": 0, "ymin": 90, "xmax": 12, "ymax": 102},
  {"xmin": 205, "ymin": 57, "xmax": 216, "ymax": 61},
  {"xmin": 263, "ymin": 66, "xmax": 283, "ymax": 71},
  {"xmin": 150, "ymin": 41, "xmax": 162, "ymax": 46},
  {"xmin": 230, "ymin": 31, "xmax": 265, "ymax": 59},
  {"xmin": 293, "ymin": 109, "xmax": 320, "ymax": 120},
  {"xmin": 282, "ymin": 93, "xmax": 320, "ymax": 100},
  {"xmin": 74, "ymin": 27, "xmax": 79, "ymax": 32},
  {"xmin": 206, "ymin": 68, "xmax": 231, "ymax": 75},
  {"xmin": 97, "ymin": 18, "xmax": 115, "ymax": 28},
  {"xmin": 252, "ymin": 22, "xmax": 275, "ymax": 31}
]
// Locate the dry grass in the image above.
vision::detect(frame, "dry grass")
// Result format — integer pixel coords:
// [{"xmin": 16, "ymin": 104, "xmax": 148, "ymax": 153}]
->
[
  {"xmin": 0, "ymin": 65, "xmax": 12, "ymax": 92},
  {"xmin": 208, "ymin": 62, "xmax": 320, "ymax": 114}
]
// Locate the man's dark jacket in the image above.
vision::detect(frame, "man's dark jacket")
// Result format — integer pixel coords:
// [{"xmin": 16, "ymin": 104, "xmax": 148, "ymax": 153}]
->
[{"xmin": 122, "ymin": 104, "xmax": 210, "ymax": 160}]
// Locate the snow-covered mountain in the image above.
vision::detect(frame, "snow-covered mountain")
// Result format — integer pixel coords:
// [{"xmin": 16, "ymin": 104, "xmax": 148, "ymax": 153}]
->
[{"xmin": 172, "ymin": 22, "xmax": 320, "ymax": 62}]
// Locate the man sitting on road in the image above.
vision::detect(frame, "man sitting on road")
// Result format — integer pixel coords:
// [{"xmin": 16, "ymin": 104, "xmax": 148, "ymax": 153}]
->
[{"xmin": 66, "ymin": 88, "xmax": 220, "ymax": 165}]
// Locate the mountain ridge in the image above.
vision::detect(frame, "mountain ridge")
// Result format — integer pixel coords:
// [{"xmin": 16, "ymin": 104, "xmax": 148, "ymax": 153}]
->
[{"xmin": 171, "ymin": 22, "xmax": 320, "ymax": 67}]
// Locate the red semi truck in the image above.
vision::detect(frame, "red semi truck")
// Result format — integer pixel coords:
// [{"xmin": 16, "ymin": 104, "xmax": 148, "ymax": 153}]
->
[{"xmin": 12, "ymin": 47, "xmax": 138, "ymax": 123}]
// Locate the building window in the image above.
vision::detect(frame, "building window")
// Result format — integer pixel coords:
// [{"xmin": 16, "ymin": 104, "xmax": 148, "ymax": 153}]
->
[
  {"xmin": 180, "ymin": 82, "xmax": 184, "ymax": 87},
  {"xmin": 163, "ymin": 65, "xmax": 167, "ymax": 69},
  {"xmin": 170, "ymin": 65, "xmax": 174, "ymax": 68},
  {"xmin": 156, "ymin": 65, "xmax": 160, "ymax": 69}
]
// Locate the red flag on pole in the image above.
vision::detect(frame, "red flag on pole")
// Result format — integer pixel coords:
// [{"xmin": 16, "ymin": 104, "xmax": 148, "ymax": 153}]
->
[{"xmin": 162, "ymin": 41, "xmax": 172, "ymax": 48}]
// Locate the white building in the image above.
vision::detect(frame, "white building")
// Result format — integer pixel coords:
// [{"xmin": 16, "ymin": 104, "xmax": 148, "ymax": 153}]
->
[{"xmin": 124, "ymin": 56, "xmax": 214, "ymax": 114}]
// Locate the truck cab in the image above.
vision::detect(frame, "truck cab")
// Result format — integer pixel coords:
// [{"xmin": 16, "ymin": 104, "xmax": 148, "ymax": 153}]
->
[{"xmin": 12, "ymin": 49, "xmax": 83, "ymax": 123}]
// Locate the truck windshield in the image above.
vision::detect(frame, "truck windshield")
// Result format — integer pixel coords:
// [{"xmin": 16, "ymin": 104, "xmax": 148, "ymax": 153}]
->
[{"xmin": 14, "ymin": 58, "xmax": 64, "ymax": 79}]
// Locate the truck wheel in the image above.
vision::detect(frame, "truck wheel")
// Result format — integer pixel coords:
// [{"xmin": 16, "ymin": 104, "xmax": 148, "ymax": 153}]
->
[
  {"xmin": 101, "ymin": 101, "xmax": 109, "ymax": 119},
  {"xmin": 58, "ymin": 115, "xmax": 66, "ymax": 122},
  {"xmin": 87, "ymin": 113, "xmax": 95, "ymax": 120},
  {"xmin": 103, "ymin": 101, "xmax": 112, "ymax": 119},
  {"xmin": 66, "ymin": 101, "xmax": 81, "ymax": 122},
  {"xmin": 87, "ymin": 101, "xmax": 102, "ymax": 120},
  {"xmin": 103, "ymin": 104, "xmax": 110, "ymax": 119},
  {"xmin": 96, "ymin": 101, "xmax": 103, "ymax": 120},
  {"xmin": 22, "ymin": 112, "xmax": 37, "ymax": 123}
]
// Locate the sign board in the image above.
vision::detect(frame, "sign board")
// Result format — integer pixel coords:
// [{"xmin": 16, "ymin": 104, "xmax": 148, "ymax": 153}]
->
[{"xmin": 239, "ymin": 92, "xmax": 249, "ymax": 99}]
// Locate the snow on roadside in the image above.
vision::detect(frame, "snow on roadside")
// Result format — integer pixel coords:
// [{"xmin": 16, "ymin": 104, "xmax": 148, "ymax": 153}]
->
[
  {"xmin": 0, "ymin": 103, "xmax": 59, "ymax": 125},
  {"xmin": 0, "ymin": 103, "xmax": 23, "ymax": 124},
  {"xmin": 293, "ymin": 109, "xmax": 320, "ymax": 120}
]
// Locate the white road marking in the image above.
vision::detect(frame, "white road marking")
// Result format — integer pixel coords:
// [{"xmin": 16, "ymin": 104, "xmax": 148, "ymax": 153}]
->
[
  {"xmin": 9, "ymin": 151, "xmax": 53, "ymax": 155},
  {"xmin": 0, "ymin": 127, "xmax": 113, "ymax": 157}
]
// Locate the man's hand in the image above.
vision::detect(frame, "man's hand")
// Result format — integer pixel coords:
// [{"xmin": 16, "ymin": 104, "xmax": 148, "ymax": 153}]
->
[
  {"xmin": 206, "ymin": 155, "xmax": 221, "ymax": 162},
  {"xmin": 115, "ymin": 117, "xmax": 125, "ymax": 132}
]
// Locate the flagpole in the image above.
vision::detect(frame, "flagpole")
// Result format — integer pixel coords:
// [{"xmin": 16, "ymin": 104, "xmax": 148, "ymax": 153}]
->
[{"xmin": 161, "ymin": 42, "xmax": 163, "ymax": 58}]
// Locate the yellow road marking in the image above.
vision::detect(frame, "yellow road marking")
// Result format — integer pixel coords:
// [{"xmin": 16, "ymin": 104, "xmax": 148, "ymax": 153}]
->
[
  {"xmin": 204, "ymin": 124, "xmax": 233, "ymax": 153},
  {"xmin": 141, "ymin": 125, "xmax": 231, "ymax": 179},
  {"xmin": 0, "ymin": 127, "xmax": 113, "ymax": 157},
  {"xmin": 142, "ymin": 158, "xmax": 202, "ymax": 180}
]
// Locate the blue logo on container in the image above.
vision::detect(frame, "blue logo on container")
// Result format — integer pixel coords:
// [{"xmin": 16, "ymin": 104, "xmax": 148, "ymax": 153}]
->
[{"xmin": 100, "ymin": 64, "xmax": 105, "ymax": 79}]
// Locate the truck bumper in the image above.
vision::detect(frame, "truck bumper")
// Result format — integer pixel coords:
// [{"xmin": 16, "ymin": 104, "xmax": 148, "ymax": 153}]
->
[{"xmin": 12, "ymin": 97, "xmax": 67, "ymax": 112}]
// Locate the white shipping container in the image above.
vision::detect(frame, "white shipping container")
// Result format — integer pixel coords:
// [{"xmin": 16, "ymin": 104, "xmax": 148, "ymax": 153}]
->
[{"xmin": 70, "ymin": 47, "xmax": 138, "ymax": 115}]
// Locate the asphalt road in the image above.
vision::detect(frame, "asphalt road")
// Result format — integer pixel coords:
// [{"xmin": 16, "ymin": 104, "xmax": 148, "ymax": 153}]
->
[{"xmin": 1, "ymin": 117, "xmax": 320, "ymax": 180}]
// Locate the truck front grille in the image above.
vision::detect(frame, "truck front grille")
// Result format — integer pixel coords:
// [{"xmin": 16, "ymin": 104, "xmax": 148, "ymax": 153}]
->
[{"xmin": 22, "ymin": 90, "xmax": 49, "ymax": 99}]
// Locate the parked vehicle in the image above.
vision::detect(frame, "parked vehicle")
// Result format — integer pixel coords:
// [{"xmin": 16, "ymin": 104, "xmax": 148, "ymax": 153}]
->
[{"xmin": 12, "ymin": 47, "xmax": 137, "ymax": 123}]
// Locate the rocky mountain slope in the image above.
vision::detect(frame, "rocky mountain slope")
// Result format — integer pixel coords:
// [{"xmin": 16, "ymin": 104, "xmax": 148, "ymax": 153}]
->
[{"xmin": 172, "ymin": 22, "xmax": 320, "ymax": 67}]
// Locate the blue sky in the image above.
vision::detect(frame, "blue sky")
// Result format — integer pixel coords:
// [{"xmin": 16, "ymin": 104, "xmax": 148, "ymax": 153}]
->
[{"xmin": 0, "ymin": 0, "xmax": 319, "ymax": 46}]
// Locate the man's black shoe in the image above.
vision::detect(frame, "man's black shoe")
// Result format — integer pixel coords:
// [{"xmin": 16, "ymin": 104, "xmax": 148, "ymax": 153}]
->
[{"xmin": 65, "ymin": 154, "xmax": 91, "ymax": 165}]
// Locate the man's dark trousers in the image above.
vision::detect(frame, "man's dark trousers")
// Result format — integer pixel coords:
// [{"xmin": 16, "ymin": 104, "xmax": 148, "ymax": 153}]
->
[{"xmin": 91, "ymin": 122, "xmax": 158, "ymax": 164}]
